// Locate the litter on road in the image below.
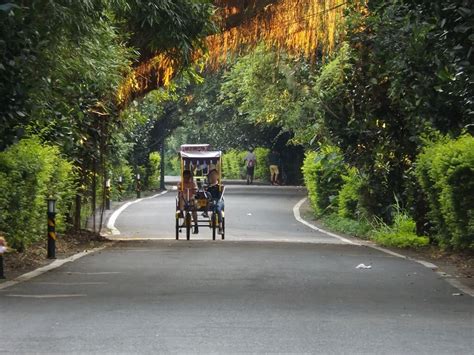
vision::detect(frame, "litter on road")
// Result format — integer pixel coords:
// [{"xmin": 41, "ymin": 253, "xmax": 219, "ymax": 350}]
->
[{"xmin": 356, "ymin": 263, "xmax": 372, "ymax": 269}]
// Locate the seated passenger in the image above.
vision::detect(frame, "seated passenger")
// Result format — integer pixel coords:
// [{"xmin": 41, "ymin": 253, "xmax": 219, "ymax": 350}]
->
[
  {"xmin": 206, "ymin": 169, "xmax": 225, "ymax": 234},
  {"xmin": 178, "ymin": 169, "xmax": 198, "ymax": 233}
]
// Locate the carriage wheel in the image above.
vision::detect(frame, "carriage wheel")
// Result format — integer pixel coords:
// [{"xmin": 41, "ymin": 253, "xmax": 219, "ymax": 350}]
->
[
  {"xmin": 221, "ymin": 216, "xmax": 225, "ymax": 240},
  {"xmin": 175, "ymin": 214, "xmax": 179, "ymax": 240},
  {"xmin": 185, "ymin": 212, "xmax": 191, "ymax": 240},
  {"xmin": 212, "ymin": 213, "xmax": 217, "ymax": 241}
]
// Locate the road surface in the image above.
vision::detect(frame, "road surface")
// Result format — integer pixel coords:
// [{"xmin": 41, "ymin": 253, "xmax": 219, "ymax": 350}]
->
[{"xmin": 0, "ymin": 186, "xmax": 472, "ymax": 354}]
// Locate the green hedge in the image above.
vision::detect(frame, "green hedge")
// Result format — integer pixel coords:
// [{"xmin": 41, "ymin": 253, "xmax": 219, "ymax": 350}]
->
[
  {"xmin": 222, "ymin": 149, "xmax": 246, "ymax": 179},
  {"xmin": 221, "ymin": 147, "xmax": 270, "ymax": 180},
  {"xmin": 148, "ymin": 152, "xmax": 161, "ymax": 190},
  {"xmin": 0, "ymin": 138, "xmax": 76, "ymax": 250},
  {"xmin": 302, "ymin": 146, "xmax": 346, "ymax": 216},
  {"xmin": 416, "ymin": 135, "xmax": 474, "ymax": 250},
  {"xmin": 338, "ymin": 167, "xmax": 362, "ymax": 219},
  {"xmin": 254, "ymin": 147, "xmax": 270, "ymax": 181}
]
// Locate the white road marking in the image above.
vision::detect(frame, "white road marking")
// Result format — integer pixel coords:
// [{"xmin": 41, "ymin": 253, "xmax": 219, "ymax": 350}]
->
[
  {"xmin": 61, "ymin": 272, "xmax": 121, "ymax": 275},
  {"xmin": 107, "ymin": 190, "xmax": 168, "ymax": 235},
  {"xmin": 32, "ymin": 282, "xmax": 107, "ymax": 285},
  {"xmin": 6, "ymin": 294, "xmax": 86, "ymax": 298},
  {"xmin": 0, "ymin": 246, "xmax": 107, "ymax": 291},
  {"xmin": 293, "ymin": 198, "xmax": 359, "ymax": 245}
]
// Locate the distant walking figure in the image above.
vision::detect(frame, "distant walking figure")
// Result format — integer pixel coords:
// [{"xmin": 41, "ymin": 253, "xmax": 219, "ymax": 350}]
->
[
  {"xmin": 244, "ymin": 147, "xmax": 257, "ymax": 185},
  {"xmin": 268, "ymin": 149, "xmax": 280, "ymax": 185}
]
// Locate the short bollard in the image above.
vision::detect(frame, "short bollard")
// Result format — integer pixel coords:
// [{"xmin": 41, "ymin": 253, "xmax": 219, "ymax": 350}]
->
[
  {"xmin": 105, "ymin": 178, "xmax": 111, "ymax": 210},
  {"xmin": 136, "ymin": 173, "xmax": 141, "ymax": 198},
  {"xmin": 47, "ymin": 198, "xmax": 57, "ymax": 259}
]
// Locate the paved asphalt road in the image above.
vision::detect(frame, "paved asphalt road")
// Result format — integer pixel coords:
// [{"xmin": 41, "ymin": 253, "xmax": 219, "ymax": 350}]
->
[{"xmin": 0, "ymin": 186, "xmax": 472, "ymax": 354}]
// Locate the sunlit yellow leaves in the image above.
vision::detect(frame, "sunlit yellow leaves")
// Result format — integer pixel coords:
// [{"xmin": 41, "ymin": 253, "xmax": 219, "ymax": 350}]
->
[
  {"xmin": 117, "ymin": 0, "xmax": 349, "ymax": 107},
  {"xmin": 207, "ymin": 0, "xmax": 347, "ymax": 68}
]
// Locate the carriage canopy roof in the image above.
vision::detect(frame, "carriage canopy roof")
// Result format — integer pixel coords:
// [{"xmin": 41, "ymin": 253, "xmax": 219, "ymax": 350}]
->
[{"xmin": 179, "ymin": 151, "xmax": 221, "ymax": 159}]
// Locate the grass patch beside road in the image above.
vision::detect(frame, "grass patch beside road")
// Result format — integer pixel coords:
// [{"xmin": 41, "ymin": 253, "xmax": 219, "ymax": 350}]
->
[{"xmin": 320, "ymin": 213, "xmax": 371, "ymax": 239}]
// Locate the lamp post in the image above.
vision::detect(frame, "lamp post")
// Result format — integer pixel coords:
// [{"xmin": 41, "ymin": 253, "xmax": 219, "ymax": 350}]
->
[
  {"xmin": 136, "ymin": 173, "xmax": 141, "ymax": 198},
  {"xmin": 47, "ymin": 198, "xmax": 57, "ymax": 259},
  {"xmin": 105, "ymin": 178, "xmax": 111, "ymax": 210}
]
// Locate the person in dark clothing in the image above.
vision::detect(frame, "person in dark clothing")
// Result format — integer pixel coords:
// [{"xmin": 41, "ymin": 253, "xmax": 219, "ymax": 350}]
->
[
  {"xmin": 268, "ymin": 149, "xmax": 280, "ymax": 185},
  {"xmin": 206, "ymin": 169, "xmax": 224, "ymax": 234}
]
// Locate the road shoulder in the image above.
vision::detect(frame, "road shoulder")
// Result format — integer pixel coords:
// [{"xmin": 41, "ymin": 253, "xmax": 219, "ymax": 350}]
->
[{"xmin": 297, "ymin": 197, "xmax": 474, "ymax": 296}]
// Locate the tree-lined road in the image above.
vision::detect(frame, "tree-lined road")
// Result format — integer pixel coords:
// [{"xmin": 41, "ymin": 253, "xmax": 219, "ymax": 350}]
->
[
  {"xmin": 114, "ymin": 185, "xmax": 345, "ymax": 243},
  {"xmin": 0, "ymin": 186, "xmax": 472, "ymax": 354}
]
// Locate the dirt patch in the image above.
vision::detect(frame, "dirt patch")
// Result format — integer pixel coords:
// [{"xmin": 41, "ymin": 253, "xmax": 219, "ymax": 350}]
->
[{"xmin": 1, "ymin": 231, "xmax": 110, "ymax": 281}]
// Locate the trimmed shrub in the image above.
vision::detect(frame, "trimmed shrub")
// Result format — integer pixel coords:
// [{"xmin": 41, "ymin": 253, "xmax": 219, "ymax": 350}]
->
[
  {"xmin": 338, "ymin": 167, "xmax": 362, "ymax": 219},
  {"xmin": 302, "ymin": 145, "xmax": 346, "ymax": 216},
  {"xmin": 416, "ymin": 134, "xmax": 474, "ymax": 250},
  {"xmin": 222, "ymin": 149, "xmax": 245, "ymax": 179},
  {"xmin": 222, "ymin": 148, "xmax": 269, "ymax": 181},
  {"xmin": 148, "ymin": 152, "xmax": 161, "ymax": 189},
  {"xmin": 0, "ymin": 138, "xmax": 76, "ymax": 250},
  {"xmin": 254, "ymin": 147, "xmax": 270, "ymax": 181}
]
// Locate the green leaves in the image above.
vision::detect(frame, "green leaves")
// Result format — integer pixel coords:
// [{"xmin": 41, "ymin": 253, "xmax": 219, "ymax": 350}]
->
[{"xmin": 416, "ymin": 135, "xmax": 474, "ymax": 250}]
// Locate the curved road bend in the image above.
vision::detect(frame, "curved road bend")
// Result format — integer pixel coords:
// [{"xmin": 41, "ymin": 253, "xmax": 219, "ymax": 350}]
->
[
  {"xmin": 115, "ymin": 185, "xmax": 343, "ymax": 243},
  {"xmin": 0, "ymin": 186, "xmax": 472, "ymax": 354}
]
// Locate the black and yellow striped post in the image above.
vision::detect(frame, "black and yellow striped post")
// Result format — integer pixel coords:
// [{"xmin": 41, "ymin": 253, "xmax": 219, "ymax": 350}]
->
[
  {"xmin": 136, "ymin": 173, "xmax": 141, "ymax": 199},
  {"xmin": 47, "ymin": 198, "xmax": 57, "ymax": 259}
]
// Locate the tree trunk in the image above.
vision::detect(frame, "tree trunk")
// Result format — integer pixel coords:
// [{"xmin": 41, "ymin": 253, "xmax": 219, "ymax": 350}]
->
[{"xmin": 91, "ymin": 158, "xmax": 97, "ymax": 233}]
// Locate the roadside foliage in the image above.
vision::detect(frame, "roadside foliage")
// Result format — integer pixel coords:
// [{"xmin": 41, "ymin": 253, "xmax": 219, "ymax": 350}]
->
[{"xmin": 0, "ymin": 0, "xmax": 472, "ymax": 252}]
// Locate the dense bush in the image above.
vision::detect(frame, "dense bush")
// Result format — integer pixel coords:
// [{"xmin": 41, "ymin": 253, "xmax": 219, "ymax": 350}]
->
[
  {"xmin": 222, "ymin": 149, "xmax": 246, "ymax": 179},
  {"xmin": 221, "ymin": 148, "xmax": 269, "ymax": 181},
  {"xmin": 302, "ymin": 146, "xmax": 346, "ymax": 216},
  {"xmin": 338, "ymin": 167, "xmax": 362, "ymax": 219},
  {"xmin": 0, "ymin": 138, "xmax": 76, "ymax": 250},
  {"xmin": 110, "ymin": 164, "xmax": 134, "ymax": 200},
  {"xmin": 148, "ymin": 152, "xmax": 161, "ymax": 189},
  {"xmin": 253, "ymin": 147, "xmax": 270, "ymax": 181},
  {"xmin": 416, "ymin": 135, "xmax": 474, "ymax": 250}
]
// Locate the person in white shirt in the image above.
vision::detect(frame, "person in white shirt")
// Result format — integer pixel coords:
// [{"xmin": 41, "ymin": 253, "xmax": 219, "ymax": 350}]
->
[{"xmin": 244, "ymin": 148, "xmax": 257, "ymax": 185}]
